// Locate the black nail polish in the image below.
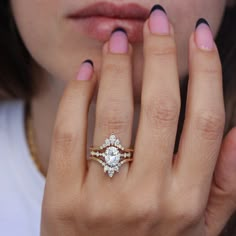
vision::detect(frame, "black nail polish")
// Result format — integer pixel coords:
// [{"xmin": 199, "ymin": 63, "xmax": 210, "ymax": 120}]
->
[
  {"xmin": 195, "ymin": 18, "xmax": 210, "ymax": 29},
  {"xmin": 150, "ymin": 4, "xmax": 166, "ymax": 15},
  {"xmin": 111, "ymin": 27, "xmax": 127, "ymax": 35},
  {"xmin": 83, "ymin": 59, "xmax": 94, "ymax": 67}
]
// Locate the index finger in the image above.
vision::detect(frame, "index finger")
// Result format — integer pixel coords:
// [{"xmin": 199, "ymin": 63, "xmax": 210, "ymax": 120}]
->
[{"xmin": 46, "ymin": 60, "xmax": 96, "ymax": 191}]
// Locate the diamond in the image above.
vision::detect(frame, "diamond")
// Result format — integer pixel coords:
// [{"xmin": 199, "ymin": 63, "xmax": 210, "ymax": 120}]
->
[
  {"xmin": 104, "ymin": 147, "xmax": 120, "ymax": 167},
  {"xmin": 105, "ymin": 139, "xmax": 110, "ymax": 146},
  {"xmin": 115, "ymin": 139, "xmax": 120, "ymax": 146},
  {"xmin": 104, "ymin": 165, "xmax": 109, "ymax": 173},
  {"xmin": 109, "ymin": 134, "xmax": 116, "ymax": 145},
  {"xmin": 108, "ymin": 169, "xmax": 115, "ymax": 178}
]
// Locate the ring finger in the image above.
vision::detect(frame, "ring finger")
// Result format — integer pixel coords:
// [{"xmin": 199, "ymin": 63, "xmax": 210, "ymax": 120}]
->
[{"xmin": 87, "ymin": 29, "xmax": 134, "ymax": 183}]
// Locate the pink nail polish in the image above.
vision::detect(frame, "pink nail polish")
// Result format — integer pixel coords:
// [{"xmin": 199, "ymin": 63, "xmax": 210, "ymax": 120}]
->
[
  {"xmin": 195, "ymin": 19, "xmax": 214, "ymax": 51},
  {"xmin": 109, "ymin": 29, "xmax": 128, "ymax": 54},
  {"xmin": 149, "ymin": 5, "xmax": 169, "ymax": 35},
  {"xmin": 76, "ymin": 60, "xmax": 93, "ymax": 80}
]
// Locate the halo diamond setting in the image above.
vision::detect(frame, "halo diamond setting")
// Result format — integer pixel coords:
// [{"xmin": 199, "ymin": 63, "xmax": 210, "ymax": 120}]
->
[{"xmin": 90, "ymin": 134, "xmax": 133, "ymax": 178}]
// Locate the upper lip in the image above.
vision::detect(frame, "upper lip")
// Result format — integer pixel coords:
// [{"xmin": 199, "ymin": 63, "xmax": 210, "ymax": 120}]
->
[{"xmin": 67, "ymin": 2, "xmax": 150, "ymax": 21}]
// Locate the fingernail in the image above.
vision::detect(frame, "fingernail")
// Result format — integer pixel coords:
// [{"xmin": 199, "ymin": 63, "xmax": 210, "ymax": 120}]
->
[
  {"xmin": 109, "ymin": 28, "xmax": 129, "ymax": 54},
  {"xmin": 195, "ymin": 18, "xmax": 214, "ymax": 51},
  {"xmin": 76, "ymin": 60, "xmax": 93, "ymax": 80},
  {"xmin": 149, "ymin": 5, "xmax": 169, "ymax": 35}
]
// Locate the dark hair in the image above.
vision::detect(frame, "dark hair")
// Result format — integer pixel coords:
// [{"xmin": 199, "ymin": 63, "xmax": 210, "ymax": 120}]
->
[
  {"xmin": 0, "ymin": 0, "xmax": 34, "ymax": 101},
  {"xmin": 1, "ymin": 1, "xmax": 236, "ymax": 235}
]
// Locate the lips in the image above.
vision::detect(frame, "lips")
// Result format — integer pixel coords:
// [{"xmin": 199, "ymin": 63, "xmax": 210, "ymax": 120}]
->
[{"xmin": 67, "ymin": 2, "xmax": 150, "ymax": 43}]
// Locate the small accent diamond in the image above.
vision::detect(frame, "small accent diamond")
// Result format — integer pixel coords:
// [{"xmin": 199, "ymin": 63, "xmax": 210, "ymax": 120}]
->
[
  {"xmin": 108, "ymin": 169, "xmax": 114, "ymax": 178},
  {"xmin": 104, "ymin": 165, "xmax": 109, "ymax": 173},
  {"xmin": 115, "ymin": 139, "xmax": 120, "ymax": 146},
  {"xmin": 105, "ymin": 139, "xmax": 110, "ymax": 146},
  {"xmin": 109, "ymin": 134, "xmax": 116, "ymax": 145}
]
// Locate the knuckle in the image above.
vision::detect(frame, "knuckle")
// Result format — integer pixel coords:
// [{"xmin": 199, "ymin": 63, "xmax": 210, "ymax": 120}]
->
[
  {"xmin": 198, "ymin": 56, "xmax": 222, "ymax": 78},
  {"xmin": 142, "ymin": 96, "xmax": 180, "ymax": 128},
  {"xmin": 170, "ymin": 201, "xmax": 203, "ymax": 227},
  {"xmin": 128, "ymin": 197, "xmax": 161, "ymax": 224},
  {"xmin": 145, "ymin": 37, "xmax": 176, "ymax": 58},
  {"xmin": 81, "ymin": 199, "xmax": 116, "ymax": 226},
  {"xmin": 139, "ymin": 205, "xmax": 160, "ymax": 223},
  {"xmin": 53, "ymin": 126, "xmax": 77, "ymax": 153},
  {"xmin": 200, "ymin": 65, "xmax": 222, "ymax": 77},
  {"xmin": 194, "ymin": 110, "xmax": 225, "ymax": 140},
  {"xmin": 103, "ymin": 59, "xmax": 130, "ymax": 77},
  {"xmin": 97, "ymin": 101, "xmax": 133, "ymax": 133},
  {"xmin": 42, "ymin": 200, "xmax": 73, "ymax": 224},
  {"xmin": 152, "ymin": 46, "xmax": 176, "ymax": 58}
]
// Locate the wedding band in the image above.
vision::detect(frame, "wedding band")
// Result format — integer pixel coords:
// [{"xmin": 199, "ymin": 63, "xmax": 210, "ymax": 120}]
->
[{"xmin": 88, "ymin": 134, "xmax": 134, "ymax": 178}]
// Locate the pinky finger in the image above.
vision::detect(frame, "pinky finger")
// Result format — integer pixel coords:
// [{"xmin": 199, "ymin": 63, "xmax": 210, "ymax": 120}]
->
[
  {"xmin": 47, "ymin": 60, "xmax": 96, "ymax": 191},
  {"xmin": 205, "ymin": 127, "xmax": 236, "ymax": 236}
]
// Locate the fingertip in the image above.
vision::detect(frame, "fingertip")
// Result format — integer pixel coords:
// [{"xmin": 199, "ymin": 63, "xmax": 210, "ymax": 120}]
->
[
  {"xmin": 103, "ymin": 38, "xmax": 133, "ymax": 56},
  {"xmin": 189, "ymin": 25, "xmax": 218, "ymax": 55},
  {"xmin": 143, "ymin": 15, "xmax": 174, "ymax": 38},
  {"xmin": 76, "ymin": 59, "xmax": 94, "ymax": 81}
]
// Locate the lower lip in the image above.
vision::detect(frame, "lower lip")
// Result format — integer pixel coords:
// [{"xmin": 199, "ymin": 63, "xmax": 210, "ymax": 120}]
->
[{"xmin": 69, "ymin": 16, "xmax": 144, "ymax": 43}]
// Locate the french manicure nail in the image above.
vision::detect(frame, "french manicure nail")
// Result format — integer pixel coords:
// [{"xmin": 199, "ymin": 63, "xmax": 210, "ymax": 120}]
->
[
  {"xmin": 195, "ymin": 18, "xmax": 214, "ymax": 51},
  {"xmin": 76, "ymin": 60, "xmax": 93, "ymax": 80},
  {"xmin": 109, "ymin": 28, "xmax": 129, "ymax": 54},
  {"xmin": 149, "ymin": 4, "xmax": 169, "ymax": 35}
]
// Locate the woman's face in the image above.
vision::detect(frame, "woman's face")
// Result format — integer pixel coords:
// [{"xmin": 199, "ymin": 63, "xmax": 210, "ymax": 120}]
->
[{"xmin": 10, "ymin": 0, "xmax": 227, "ymax": 100}]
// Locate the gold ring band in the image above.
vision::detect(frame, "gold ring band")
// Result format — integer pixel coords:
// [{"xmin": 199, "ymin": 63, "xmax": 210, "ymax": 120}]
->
[{"xmin": 89, "ymin": 157, "xmax": 133, "ymax": 166}]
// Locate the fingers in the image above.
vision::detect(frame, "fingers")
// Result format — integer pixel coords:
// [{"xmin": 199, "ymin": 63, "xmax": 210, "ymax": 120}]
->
[
  {"xmin": 175, "ymin": 20, "xmax": 225, "ymax": 198},
  {"xmin": 130, "ymin": 6, "xmax": 180, "ymax": 180},
  {"xmin": 47, "ymin": 61, "xmax": 96, "ymax": 190},
  {"xmin": 205, "ymin": 128, "xmax": 236, "ymax": 236},
  {"xmin": 87, "ymin": 29, "xmax": 134, "ymax": 182}
]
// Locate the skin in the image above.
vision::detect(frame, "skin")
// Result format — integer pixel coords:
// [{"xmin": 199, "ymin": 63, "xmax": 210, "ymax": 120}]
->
[
  {"xmin": 9, "ymin": 0, "xmax": 236, "ymax": 235},
  {"xmin": 10, "ymin": 0, "xmax": 228, "ymax": 176}
]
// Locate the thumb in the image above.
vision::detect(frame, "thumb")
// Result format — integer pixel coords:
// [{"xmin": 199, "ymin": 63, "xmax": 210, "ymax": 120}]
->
[{"xmin": 205, "ymin": 127, "xmax": 236, "ymax": 236}]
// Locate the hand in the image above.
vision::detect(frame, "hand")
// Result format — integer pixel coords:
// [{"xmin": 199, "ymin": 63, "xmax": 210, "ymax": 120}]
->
[
  {"xmin": 41, "ymin": 8, "xmax": 236, "ymax": 236},
  {"xmin": 205, "ymin": 127, "xmax": 236, "ymax": 236}
]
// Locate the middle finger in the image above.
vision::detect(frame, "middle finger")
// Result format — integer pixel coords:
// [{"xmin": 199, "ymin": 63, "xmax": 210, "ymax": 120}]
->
[{"xmin": 87, "ymin": 29, "xmax": 134, "ymax": 183}]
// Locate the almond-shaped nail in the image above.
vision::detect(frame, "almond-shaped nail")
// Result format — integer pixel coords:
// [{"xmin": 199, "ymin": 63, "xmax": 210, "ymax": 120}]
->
[
  {"xmin": 76, "ymin": 60, "xmax": 93, "ymax": 80},
  {"xmin": 149, "ymin": 5, "xmax": 169, "ymax": 35},
  {"xmin": 109, "ymin": 28, "xmax": 129, "ymax": 54},
  {"xmin": 195, "ymin": 18, "xmax": 214, "ymax": 51}
]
